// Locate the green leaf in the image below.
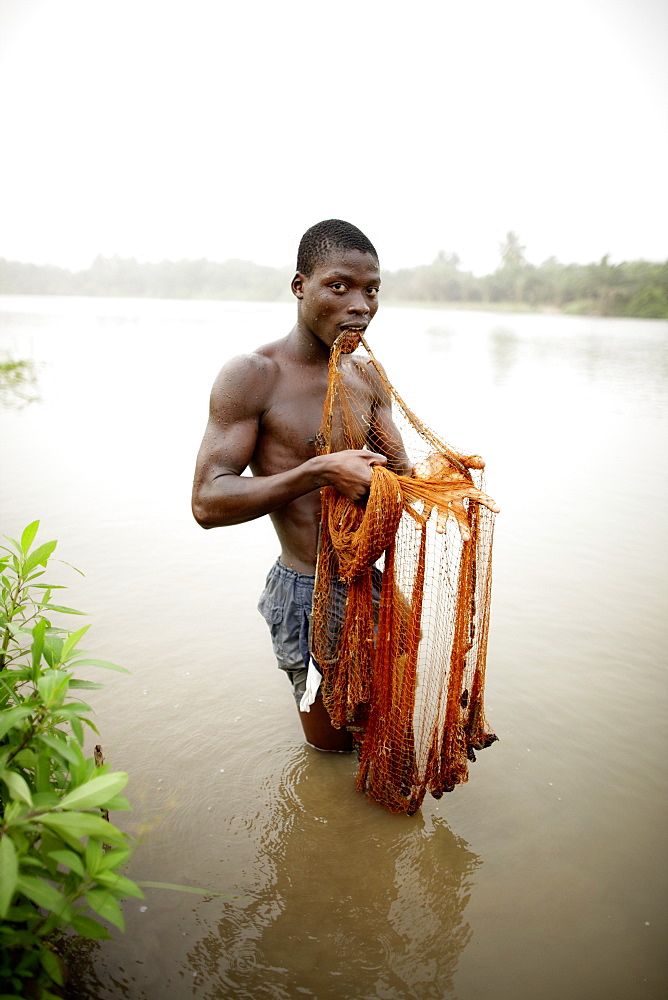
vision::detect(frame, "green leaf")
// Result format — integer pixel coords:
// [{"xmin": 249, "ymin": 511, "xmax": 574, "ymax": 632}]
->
[
  {"xmin": 68, "ymin": 658, "xmax": 130, "ymax": 674},
  {"xmin": 37, "ymin": 670, "xmax": 70, "ymax": 707},
  {"xmin": 23, "ymin": 540, "xmax": 57, "ymax": 576},
  {"xmin": 31, "ymin": 618, "xmax": 47, "ymax": 674},
  {"xmin": 70, "ymin": 715, "xmax": 84, "ymax": 747},
  {"xmin": 42, "ymin": 635, "xmax": 63, "ymax": 668},
  {"xmin": 59, "ymin": 772, "xmax": 128, "ymax": 811},
  {"xmin": 84, "ymin": 888, "xmax": 125, "ymax": 931},
  {"xmin": 40, "ymin": 947, "xmax": 65, "ymax": 986},
  {"xmin": 5, "ymin": 902, "xmax": 41, "ymax": 921},
  {"xmin": 0, "ymin": 706, "xmax": 32, "ymax": 740},
  {"xmin": 0, "ymin": 835, "xmax": 19, "ymax": 918},
  {"xmin": 47, "ymin": 849, "xmax": 85, "ymax": 878},
  {"xmin": 60, "ymin": 625, "xmax": 91, "ymax": 663},
  {"xmin": 94, "ymin": 871, "xmax": 144, "ymax": 899},
  {"xmin": 0, "ymin": 770, "xmax": 33, "ymax": 808},
  {"xmin": 68, "ymin": 679, "xmax": 104, "ymax": 690},
  {"xmin": 53, "ymin": 557, "xmax": 85, "ymax": 577},
  {"xmin": 35, "ymin": 750, "xmax": 55, "ymax": 793},
  {"xmin": 0, "ymin": 678, "xmax": 22, "ymax": 708},
  {"xmin": 57, "ymin": 700, "xmax": 94, "ymax": 716},
  {"xmin": 102, "ymin": 793, "xmax": 131, "ymax": 811},
  {"xmin": 70, "ymin": 913, "xmax": 112, "ymax": 940},
  {"xmin": 66, "ymin": 711, "xmax": 84, "ymax": 746},
  {"xmin": 9, "ymin": 748, "xmax": 37, "ymax": 769},
  {"xmin": 2, "ymin": 534, "xmax": 22, "ymax": 554},
  {"xmin": 20, "ymin": 521, "xmax": 40, "ymax": 555},
  {"xmin": 16, "ymin": 874, "xmax": 72, "ymax": 920},
  {"xmin": 1, "ymin": 800, "xmax": 26, "ymax": 826},
  {"xmin": 39, "ymin": 602, "xmax": 86, "ymax": 615},
  {"xmin": 97, "ymin": 847, "xmax": 131, "ymax": 873},
  {"xmin": 37, "ymin": 811, "xmax": 127, "ymax": 848},
  {"xmin": 24, "ymin": 568, "xmax": 47, "ymax": 583},
  {"xmin": 84, "ymin": 838, "xmax": 103, "ymax": 878},
  {"xmin": 31, "ymin": 791, "xmax": 61, "ymax": 810},
  {"xmin": 38, "ymin": 732, "xmax": 81, "ymax": 766}
]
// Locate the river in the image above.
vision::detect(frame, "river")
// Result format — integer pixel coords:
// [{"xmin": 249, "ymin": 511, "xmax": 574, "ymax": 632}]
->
[{"xmin": 1, "ymin": 296, "xmax": 666, "ymax": 1000}]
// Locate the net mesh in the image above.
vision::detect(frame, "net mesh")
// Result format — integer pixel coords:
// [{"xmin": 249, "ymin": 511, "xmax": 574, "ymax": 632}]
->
[{"xmin": 311, "ymin": 333, "xmax": 497, "ymax": 814}]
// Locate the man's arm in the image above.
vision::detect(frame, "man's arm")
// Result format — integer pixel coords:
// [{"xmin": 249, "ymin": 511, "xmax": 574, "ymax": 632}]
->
[
  {"xmin": 192, "ymin": 354, "xmax": 386, "ymax": 529},
  {"xmin": 365, "ymin": 367, "xmax": 413, "ymax": 475}
]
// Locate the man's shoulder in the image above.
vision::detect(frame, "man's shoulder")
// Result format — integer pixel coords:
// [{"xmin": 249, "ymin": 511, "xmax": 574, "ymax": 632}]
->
[
  {"xmin": 214, "ymin": 339, "xmax": 286, "ymax": 387},
  {"xmin": 343, "ymin": 352, "xmax": 388, "ymax": 397},
  {"xmin": 209, "ymin": 338, "xmax": 293, "ymax": 419}
]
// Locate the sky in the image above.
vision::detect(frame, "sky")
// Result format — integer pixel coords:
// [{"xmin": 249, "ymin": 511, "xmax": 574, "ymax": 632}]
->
[{"xmin": 0, "ymin": 0, "xmax": 666, "ymax": 275}]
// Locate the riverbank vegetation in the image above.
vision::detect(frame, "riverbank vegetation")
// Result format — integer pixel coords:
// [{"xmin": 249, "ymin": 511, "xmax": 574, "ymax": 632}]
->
[
  {"xmin": 1, "ymin": 233, "xmax": 666, "ymax": 318},
  {"xmin": 0, "ymin": 524, "xmax": 140, "ymax": 998},
  {"xmin": 0, "ymin": 358, "xmax": 40, "ymax": 407}
]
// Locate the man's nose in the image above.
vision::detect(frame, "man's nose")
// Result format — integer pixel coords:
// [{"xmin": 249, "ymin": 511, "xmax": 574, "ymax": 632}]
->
[{"xmin": 347, "ymin": 292, "xmax": 370, "ymax": 314}]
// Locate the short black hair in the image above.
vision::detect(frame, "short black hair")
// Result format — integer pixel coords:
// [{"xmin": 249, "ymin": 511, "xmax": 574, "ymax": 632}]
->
[{"xmin": 296, "ymin": 219, "xmax": 378, "ymax": 276}]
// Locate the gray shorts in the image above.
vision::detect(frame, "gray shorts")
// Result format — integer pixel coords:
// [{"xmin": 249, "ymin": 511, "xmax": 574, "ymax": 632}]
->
[
  {"xmin": 257, "ymin": 559, "xmax": 382, "ymax": 703},
  {"xmin": 257, "ymin": 560, "xmax": 316, "ymax": 702}
]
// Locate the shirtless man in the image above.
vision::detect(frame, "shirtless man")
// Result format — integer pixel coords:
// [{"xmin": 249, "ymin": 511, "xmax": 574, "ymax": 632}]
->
[{"xmin": 192, "ymin": 220, "xmax": 497, "ymax": 752}]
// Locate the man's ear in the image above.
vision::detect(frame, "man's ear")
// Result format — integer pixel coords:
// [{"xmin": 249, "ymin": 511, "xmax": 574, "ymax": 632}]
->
[{"xmin": 291, "ymin": 272, "xmax": 306, "ymax": 299}]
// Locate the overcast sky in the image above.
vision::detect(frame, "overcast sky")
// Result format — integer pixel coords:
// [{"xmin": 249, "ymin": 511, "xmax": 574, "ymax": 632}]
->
[{"xmin": 1, "ymin": 0, "xmax": 666, "ymax": 275}]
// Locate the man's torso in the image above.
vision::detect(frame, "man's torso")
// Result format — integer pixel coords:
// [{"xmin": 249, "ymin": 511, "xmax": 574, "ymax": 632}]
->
[{"xmin": 249, "ymin": 340, "xmax": 378, "ymax": 572}]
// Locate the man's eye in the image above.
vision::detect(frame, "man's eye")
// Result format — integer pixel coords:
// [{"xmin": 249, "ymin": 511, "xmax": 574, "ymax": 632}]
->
[
  {"xmin": 330, "ymin": 282, "xmax": 346, "ymax": 291},
  {"xmin": 367, "ymin": 287, "xmax": 379, "ymax": 297}
]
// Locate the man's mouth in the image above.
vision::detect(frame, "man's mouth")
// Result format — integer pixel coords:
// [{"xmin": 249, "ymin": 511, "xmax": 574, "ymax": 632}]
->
[{"xmin": 336, "ymin": 328, "xmax": 365, "ymax": 354}]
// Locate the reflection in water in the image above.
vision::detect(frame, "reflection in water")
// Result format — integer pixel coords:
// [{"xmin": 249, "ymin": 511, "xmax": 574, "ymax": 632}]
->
[
  {"xmin": 63, "ymin": 939, "xmax": 129, "ymax": 1000},
  {"xmin": 487, "ymin": 319, "xmax": 668, "ymax": 416},
  {"xmin": 489, "ymin": 327, "xmax": 519, "ymax": 386},
  {"xmin": 185, "ymin": 747, "xmax": 479, "ymax": 1000}
]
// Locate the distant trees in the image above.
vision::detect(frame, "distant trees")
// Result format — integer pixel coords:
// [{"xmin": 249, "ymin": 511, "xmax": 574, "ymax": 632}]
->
[
  {"xmin": 0, "ymin": 256, "xmax": 293, "ymax": 302},
  {"xmin": 1, "ymin": 240, "xmax": 667, "ymax": 318},
  {"xmin": 496, "ymin": 231, "xmax": 528, "ymax": 303}
]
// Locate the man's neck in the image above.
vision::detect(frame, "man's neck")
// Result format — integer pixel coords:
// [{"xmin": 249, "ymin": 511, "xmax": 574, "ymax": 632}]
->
[{"xmin": 284, "ymin": 322, "xmax": 331, "ymax": 366}]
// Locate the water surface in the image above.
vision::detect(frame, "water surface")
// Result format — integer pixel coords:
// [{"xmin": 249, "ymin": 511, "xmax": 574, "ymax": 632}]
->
[{"xmin": 1, "ymin": 297, "xmax": 666, "ymax": 999}]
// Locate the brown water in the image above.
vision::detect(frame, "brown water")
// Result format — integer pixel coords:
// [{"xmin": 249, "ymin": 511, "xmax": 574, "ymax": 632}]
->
[{"xmin": 1, "ymin": 297, "xmax": 666, "ymax": 1000}]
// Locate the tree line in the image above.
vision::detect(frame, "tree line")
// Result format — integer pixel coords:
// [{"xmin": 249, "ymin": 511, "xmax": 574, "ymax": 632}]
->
[{"xmin": 1, "ymin": 233, "xmax": 667, "ymax": 318}]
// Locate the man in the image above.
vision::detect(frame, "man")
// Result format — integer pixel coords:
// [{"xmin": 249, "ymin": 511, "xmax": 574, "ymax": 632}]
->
[{"xmin": 192, "ymin": 220, "xmax": 497, "ymax": 752}]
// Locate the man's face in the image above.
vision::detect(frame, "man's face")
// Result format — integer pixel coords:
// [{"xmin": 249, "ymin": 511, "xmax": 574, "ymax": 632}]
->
[{"xmin": 292, "ymin": 248, "xmax": 381, "ymax": 352}]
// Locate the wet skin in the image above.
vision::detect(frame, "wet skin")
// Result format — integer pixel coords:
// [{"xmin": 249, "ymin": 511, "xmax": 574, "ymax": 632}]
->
[
  {"xmin": 192, "ymin": 248, "xmax": 498, "ymax": 749},
  {"xmin": 192, "ymin": 249, "xmax": 398, "ymax": 574}
]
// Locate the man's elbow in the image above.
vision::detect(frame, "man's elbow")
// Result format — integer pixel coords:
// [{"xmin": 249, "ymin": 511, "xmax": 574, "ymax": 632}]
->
[
  {"xmin": 191, "ymin": 494, "xmax": 220, "ymax": 529},
  {"xmin": 192, "ymin": 502, "xmax": 212, "ymax": 529}
]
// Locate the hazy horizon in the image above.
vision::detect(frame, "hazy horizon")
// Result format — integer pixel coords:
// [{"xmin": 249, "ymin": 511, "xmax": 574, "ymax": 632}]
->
[
  {"xmin": 2, "ymin": 240, "xmax": 667, "ymax": 276},
  {"xmin": 1, "ymin": 0, "xmax": 666, "ymax": 276}
]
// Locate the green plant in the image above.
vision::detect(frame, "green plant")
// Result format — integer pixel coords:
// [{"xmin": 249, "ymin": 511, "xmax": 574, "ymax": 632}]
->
[
  {"xmin": 0, "ymin": 356, "xmax": 40, "ymax": 407},
  {"xmin": 0, "ymin": 522, "xmax": 141, "ymax": 999}
]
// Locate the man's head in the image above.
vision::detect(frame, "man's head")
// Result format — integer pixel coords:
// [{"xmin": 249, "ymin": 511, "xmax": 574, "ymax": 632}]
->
[
  {"xmin": 296, "ymin": 219, "xmax": 379, "ymax": 276},
  {"xmin": 292, "ymin": 220, "xmax": 381, "ymax": 352}
]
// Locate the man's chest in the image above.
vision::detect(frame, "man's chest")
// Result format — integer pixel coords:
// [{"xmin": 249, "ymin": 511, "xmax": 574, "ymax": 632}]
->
[{"xmin": 261, "ymin": 365, "xmax": 376, "ymax": 458}]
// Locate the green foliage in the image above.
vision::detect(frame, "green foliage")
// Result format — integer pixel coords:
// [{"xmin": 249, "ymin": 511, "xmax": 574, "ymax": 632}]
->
[
  {"xmin": 0, "ymin": 254, "xmax": 293, "ymax": 302},
  {"xmin": 2, "ymin": 246, "xmax": 667, "ymax": 318},
  {"xmin": 0, "ymin": 356, "xmax": 40, "ymax": 407},
  {"xmin": 0, "ymin": 522, "xmax": 139, "ymax": 998}
]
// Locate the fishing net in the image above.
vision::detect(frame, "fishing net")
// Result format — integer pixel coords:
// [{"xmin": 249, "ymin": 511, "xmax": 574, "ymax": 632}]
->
[{"xmin": 310, "ymin": 332, "xmax": 497, "ymax": 814}]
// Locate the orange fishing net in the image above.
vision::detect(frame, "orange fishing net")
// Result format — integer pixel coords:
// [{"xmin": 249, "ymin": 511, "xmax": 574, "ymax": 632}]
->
[{"xmin": 311, "ymin": 333, "xmax": 497, "ymax": 814}]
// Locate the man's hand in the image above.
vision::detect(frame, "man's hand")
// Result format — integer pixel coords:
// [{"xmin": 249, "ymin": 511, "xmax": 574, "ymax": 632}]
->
[{"xmin": 314, "ymin": 450, "xmax": 387, "ymax": 502}]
